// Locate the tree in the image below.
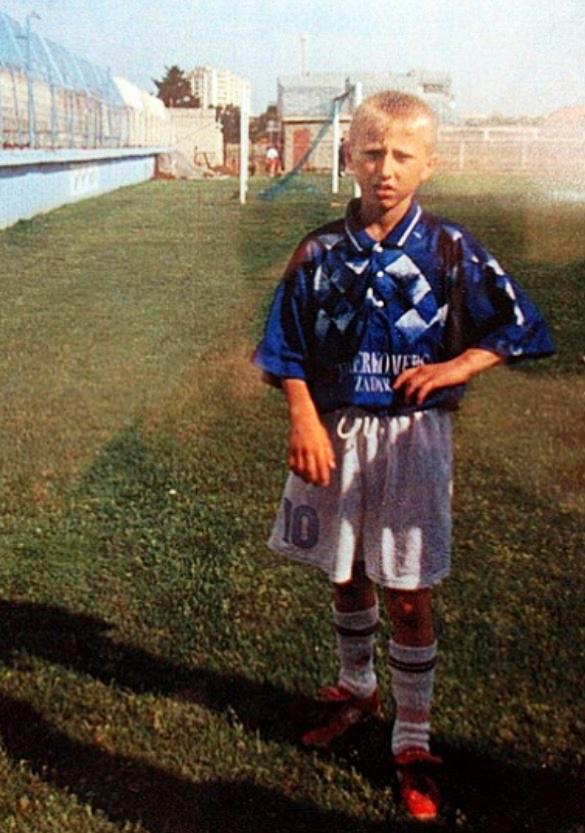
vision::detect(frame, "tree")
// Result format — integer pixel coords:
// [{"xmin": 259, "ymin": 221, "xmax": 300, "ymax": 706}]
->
[
  {"xmin": 215, "ymin": 104, "xmax": 241, "ymax": 144},
  {"xmin": 250, "ymin": 104, "xmax": 280, "ymax": 143},
  {"xmin": 153, "ymin": 65, "xmax": 200, "ymax": 108}
]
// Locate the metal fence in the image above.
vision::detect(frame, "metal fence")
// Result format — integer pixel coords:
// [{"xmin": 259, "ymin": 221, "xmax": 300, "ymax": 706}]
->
[
  {"xmin": 0, "ymin": 10, "xmax": 171, "ymax": 150},
  {"xmin": 281, "ymin": 119, "xmax": 585, "ymax": 178},
  {"xmin": 438, "ymin": 125, "xmax": 585, "ymax": 176}
]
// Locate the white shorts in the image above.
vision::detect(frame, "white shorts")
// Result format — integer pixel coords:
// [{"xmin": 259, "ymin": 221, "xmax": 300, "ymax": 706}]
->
[{"xmin": 268, "ymin": 408, "xmax": 453, "ymax": 590}]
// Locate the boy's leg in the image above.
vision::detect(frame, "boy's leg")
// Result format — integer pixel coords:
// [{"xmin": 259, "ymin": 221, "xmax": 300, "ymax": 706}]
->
[
  {"xmin": 384, "ymin": 587, "xmax": 437, "ymax": 756},
  {"xmin": 385, "ymin": 587, "xmax": 441, "ymax": 820},
  {"xmin": 302, "ymin": 562, "xmax": 380, "ymax": 747},
  {"xmin": 333, "ymin": 561, "xmax": 379, "ymax": 699}
]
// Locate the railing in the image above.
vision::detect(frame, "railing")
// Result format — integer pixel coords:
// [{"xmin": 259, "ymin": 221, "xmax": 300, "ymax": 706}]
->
[
  {"xmin": 0, "ymin": 10, "xmax": 173, "ymax": 151},
  {"xmin": 0, "ymin": 68, "xmax": 174, "ymax": 150},
  {"xmin": 437, "ymin": 125, "xmax": 585, "ymax": 175},
  {"xmin": 280, "ymin": 120, "xmax": 585, "ymax": 177}
]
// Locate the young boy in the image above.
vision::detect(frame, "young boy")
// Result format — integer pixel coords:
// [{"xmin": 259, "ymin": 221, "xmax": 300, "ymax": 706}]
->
[{"xmin": 253, "ymin": 91, "xmax": 554, "ymax": 821}]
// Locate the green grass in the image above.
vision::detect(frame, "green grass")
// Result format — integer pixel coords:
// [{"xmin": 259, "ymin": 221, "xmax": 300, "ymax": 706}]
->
[{"xmin": 0, "ymin": 174, "xmax": 583, "ymax": 832}]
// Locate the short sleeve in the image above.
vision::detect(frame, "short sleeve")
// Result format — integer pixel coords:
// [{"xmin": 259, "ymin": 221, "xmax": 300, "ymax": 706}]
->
[
  {"xmin": 252, "ymin": 253, "xmax": 314, "ymax": 384},
  {"xmin": 451, "ymin": 232, "xmax": 555, "ymax": 362}
]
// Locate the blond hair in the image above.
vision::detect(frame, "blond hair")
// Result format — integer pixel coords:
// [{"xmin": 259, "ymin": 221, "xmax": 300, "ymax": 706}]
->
[{"xmin": 349, "ymin": 90, "xmax": 438, "ymax": 150}]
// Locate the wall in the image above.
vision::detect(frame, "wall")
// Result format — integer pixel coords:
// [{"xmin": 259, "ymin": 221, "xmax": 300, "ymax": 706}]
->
[
  {"xmin": 167, "ymin": 108, "xmax": 223, "ymax": 168},
  {"xmin": 0, "ymin": 147, "xmax": 164, "ymax": 229},
  {"xmin": 282, "ymin": 119, "xmax": 350, "ymax": 172}
]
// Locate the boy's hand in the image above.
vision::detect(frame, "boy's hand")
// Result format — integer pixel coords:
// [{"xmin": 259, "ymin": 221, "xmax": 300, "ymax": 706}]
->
[
  {"xmin": 393, "ymin": 348, "xmax": 503, "ymax": 406},
  {"xmin": 288, "ymin": 416, "xmax": 336, "ymax": 487},
  {"xmin": 282, "ymin": 379, "xmax": 336, "ymax": 487}
]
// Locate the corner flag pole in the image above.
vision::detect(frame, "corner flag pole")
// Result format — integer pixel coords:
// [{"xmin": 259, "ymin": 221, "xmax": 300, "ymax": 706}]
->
[{"xmin": 239, "ymin": 87, "xmax": 250, "ymax": 204}]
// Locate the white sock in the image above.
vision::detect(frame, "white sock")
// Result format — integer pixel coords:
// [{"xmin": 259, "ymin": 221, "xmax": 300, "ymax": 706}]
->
[
  {"xmin": 389, "ymin": 639, "xmax": 437, "ymax": 756},
  {"xmin": 333, "ymin": 602, "xmax": 379, "ymax": 699}
]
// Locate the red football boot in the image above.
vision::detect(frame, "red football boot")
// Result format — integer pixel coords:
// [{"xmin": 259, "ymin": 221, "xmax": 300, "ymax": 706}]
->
[
  {"xmin": 301, "ymin": 684, "xmax": 381, "ymax": 748},
  {"xmin": 394, "ymin": 748, "xmax": 442, "ymax": 822}
]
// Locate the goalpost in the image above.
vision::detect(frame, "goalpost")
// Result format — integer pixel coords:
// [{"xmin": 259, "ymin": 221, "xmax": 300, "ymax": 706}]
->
[
  {"xmin": 331, "ymin": 79, "xmax": 362, "ymax": 197},
  {"xmin": 331, "ymin": 98, "xmax": 341, "ymax": 194},
  {"xmin": 351, "ymin": 81, "xmax": 362, "ymax": 198},
  {"xmin": 239, "ymin": 86, "xmax": 250, "ymax": 204},
  {"xmin": 255, "ymin": 80, "xmax": 363, "ymax": 203}
]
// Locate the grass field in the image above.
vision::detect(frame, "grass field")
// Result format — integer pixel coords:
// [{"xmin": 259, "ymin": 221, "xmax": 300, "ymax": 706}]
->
[{"xmin": 0, "ymin": 173, "xmax": 583, "ymax": 833}]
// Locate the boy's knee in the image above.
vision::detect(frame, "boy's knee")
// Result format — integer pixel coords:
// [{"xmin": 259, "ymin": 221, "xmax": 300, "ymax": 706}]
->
[
  {"xmin": 384, "ymin": 588, "xmax": 433, "ymax": 632},
  {"xmin": 334, "ymin": 563, "xmax": 376, "ymax": 612}
]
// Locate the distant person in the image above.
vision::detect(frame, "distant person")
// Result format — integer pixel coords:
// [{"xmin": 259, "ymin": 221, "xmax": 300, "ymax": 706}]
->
[
  {"xmin": 265, "ymin": 145, "xmax": 280, "ymax": 177},
  {"xmin": 338, "ymin": 136, "xmax": 347, "ymax": 177},
  {"xmin": 253, "ymin": 91, "xmax": 554, "ymax": 821}
]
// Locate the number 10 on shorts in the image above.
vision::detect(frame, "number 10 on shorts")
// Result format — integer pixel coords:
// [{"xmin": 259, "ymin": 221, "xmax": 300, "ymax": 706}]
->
[{"xmin": 282, "ymin": 498, "xmax": 320, "ymax": 549}]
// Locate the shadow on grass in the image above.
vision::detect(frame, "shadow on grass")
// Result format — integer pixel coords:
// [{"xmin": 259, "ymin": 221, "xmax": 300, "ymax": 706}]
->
[
  {"xmin": 320, "ymin": 728, "xmax": 585, "ymax": 833},
  {"xmin": 437, "ymin": 745, "xmax": 585, "ymax": 833},
  {"xmin": 0, "ymin": 599, "xmax": 315, "ymax": 742},
  {"xmin": 1, "ymin": 600, "xmax": 583, "ymax": 833},
  {"xmin": 0, "ymin": 692, "xmax": 384, "ymax": 833}
]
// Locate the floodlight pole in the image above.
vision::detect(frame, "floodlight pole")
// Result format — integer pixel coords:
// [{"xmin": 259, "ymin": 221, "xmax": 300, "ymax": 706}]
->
[
  {"xmin": 300, "ymin": 34, "xmax": 308, "ymax": 75},
  {"xmin": 239, "ymin": 86, "xmax": 250, "ymax": 204},
  {"xmin": 352, "ymin": 81, "xmax": 363, "ymax": 198}
]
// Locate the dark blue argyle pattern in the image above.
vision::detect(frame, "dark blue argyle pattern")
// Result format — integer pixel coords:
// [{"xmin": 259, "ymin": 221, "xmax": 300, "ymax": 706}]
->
[{"xmin": 253, "ymin": 200, "xmax": 555, "ymax": 415}]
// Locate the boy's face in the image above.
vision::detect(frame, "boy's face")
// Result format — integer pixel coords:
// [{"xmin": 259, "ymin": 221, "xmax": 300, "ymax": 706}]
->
[{"xmin": 348, "ymin": 113, "xmax": 437, "ymax": 219}]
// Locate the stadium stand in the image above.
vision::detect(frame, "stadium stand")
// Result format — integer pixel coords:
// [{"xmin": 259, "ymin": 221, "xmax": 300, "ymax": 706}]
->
[{"xmin": 0, "ymin": 9, "xmax": 172, "ymax": 149}]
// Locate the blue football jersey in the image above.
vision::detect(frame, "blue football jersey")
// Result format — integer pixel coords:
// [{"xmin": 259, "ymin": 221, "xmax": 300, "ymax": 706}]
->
[{"xmin": 253, "ymin": 199, "xmax": 555, "ymax": 415}]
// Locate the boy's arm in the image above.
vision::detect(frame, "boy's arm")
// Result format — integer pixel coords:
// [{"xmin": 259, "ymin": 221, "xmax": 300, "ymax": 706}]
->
[
  {"xmin": 282, "ymin": 378, "xmax": 336, "ymax": 487},
  {"xmin": 393, "ymin": 348, "xmax": 503, "ymax": 406}
]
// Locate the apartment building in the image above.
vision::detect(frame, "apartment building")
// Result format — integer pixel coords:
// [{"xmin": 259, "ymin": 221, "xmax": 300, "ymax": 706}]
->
[{"xmin": 186, "ymin": 65, "xmax": 251, "ymax": 109}]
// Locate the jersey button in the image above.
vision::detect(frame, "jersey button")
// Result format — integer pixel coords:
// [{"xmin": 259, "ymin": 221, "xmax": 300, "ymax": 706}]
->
[{"xmin": 376, "ymin": 270, "xmax": 384, "ymax": 278}]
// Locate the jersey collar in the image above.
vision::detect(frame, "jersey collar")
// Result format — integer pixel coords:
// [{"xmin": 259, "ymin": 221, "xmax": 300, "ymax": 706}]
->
[{"xmin": 344, "ymin": 198, "xmax": 422, "ymax": 253}]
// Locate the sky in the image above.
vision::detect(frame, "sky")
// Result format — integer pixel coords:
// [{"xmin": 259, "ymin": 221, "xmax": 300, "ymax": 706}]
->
[{"xmin": 1, "ymin": 0, "xmax": 584, "ymax": 117}]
